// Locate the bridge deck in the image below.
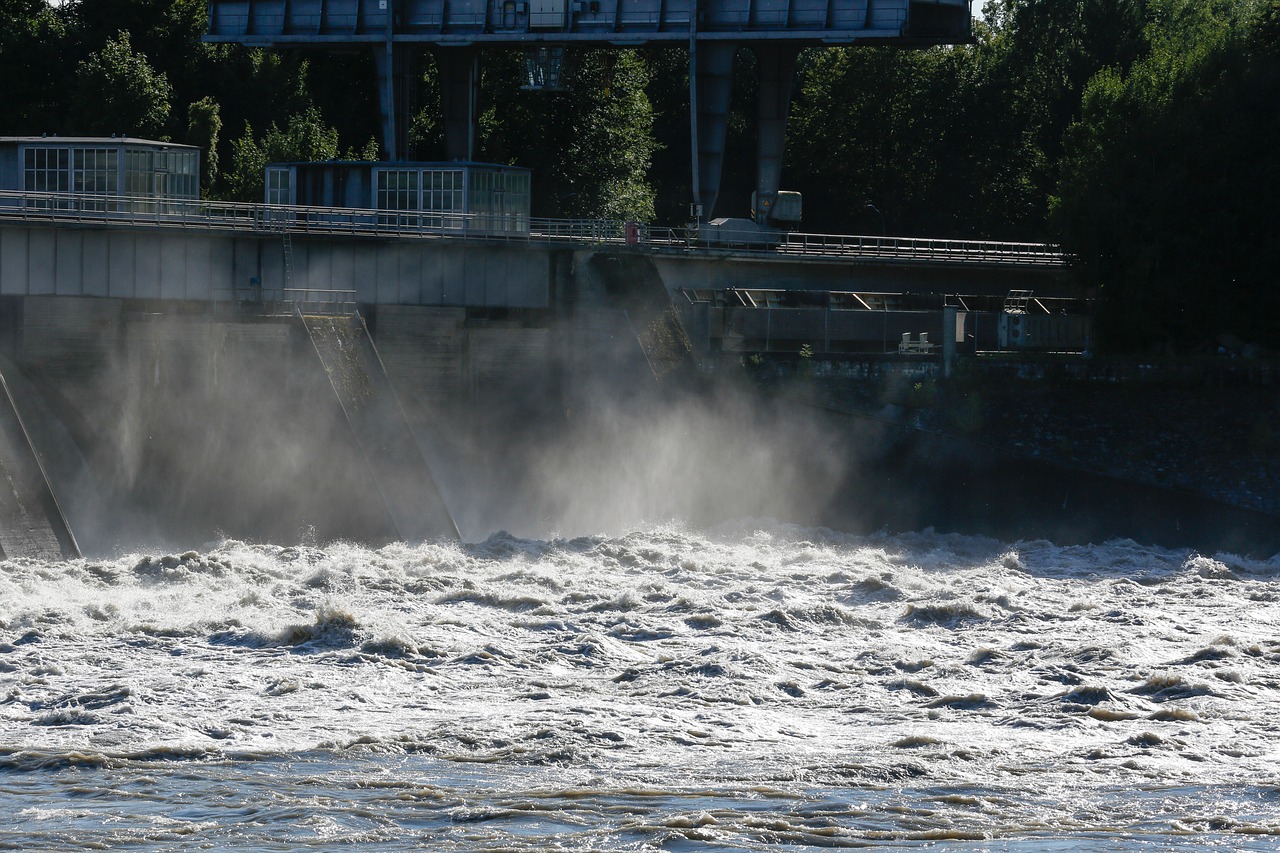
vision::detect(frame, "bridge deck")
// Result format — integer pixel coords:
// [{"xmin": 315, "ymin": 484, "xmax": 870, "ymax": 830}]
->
[{"xmin": 0, "ymin": 192, "xmax": 1065, "ymax": 270}]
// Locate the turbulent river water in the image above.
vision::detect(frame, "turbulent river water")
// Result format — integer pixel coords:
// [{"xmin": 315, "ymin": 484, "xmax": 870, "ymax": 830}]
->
[{"xmin": 2, "ymin": 523, "xmax": 1279, "ymax": 850}]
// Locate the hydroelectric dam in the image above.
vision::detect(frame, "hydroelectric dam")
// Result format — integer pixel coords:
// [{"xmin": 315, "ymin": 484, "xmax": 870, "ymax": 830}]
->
[{"xmin": 1, "ymin": 194, "xmax": 1161, "ymax": 559}]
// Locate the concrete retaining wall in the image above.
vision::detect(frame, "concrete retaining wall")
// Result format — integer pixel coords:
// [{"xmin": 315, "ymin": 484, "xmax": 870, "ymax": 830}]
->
[{"xmin": 1, "ymin": 218, "xmax": 1065, "ymax": 312}]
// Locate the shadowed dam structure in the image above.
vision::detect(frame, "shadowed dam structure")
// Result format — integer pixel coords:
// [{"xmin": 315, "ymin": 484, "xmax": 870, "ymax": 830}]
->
[
  {"xmin": 0, "ymin": 206, "xmax": 1088, "ymax": 554},
  {"xmin": 5, "ymin": 202, "xmax": 1274, "ymax": 557}
]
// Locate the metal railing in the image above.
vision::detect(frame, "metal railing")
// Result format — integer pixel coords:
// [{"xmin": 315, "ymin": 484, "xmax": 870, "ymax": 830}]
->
[
  {"xmin": 775, "ymin": 232, "xmax": 1066, "ymax": 266},
  {"xmin": 284, "ymin": 287, "xmax": 358, "ymax": 316},
  {"xmin": 0, "ymin": 190, "xmax": 1066, "ymax": 267},
  {"xmin": 214, "ymin": 284, "xmax": 357, "ymax": 315}
]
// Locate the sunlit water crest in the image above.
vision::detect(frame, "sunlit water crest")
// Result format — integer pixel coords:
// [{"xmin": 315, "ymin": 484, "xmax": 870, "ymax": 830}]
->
[{"xmin": 2, "ymin": 523, "xmax": 1278, "ymax": 849}]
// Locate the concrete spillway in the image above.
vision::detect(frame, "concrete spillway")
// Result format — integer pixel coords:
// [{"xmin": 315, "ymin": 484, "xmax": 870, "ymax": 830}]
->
[
  {"xmin": 0, "ymin": 364, "xmax": 79, "ymax": 560},
  {"xmin": 0, "ymin": 214, "xmax": 1100, "ymax": 555},
  {"xmin": 0, "ymin": 296, "xmax": 481, "ymax": 552},
  {"xmin": 0, "ymin": 249, "xmax": 659, "ymax": 551},
  {"xmin": 0, "ymin": 286, "xmax": 1275, "ymax": 557},
  {"xmin": 5, "ymin": 215, "xmax": 1266, "ymax": 556},
  {"xmin": 302, "ymin": 313, "xmax": 459, "ymax": 542}
]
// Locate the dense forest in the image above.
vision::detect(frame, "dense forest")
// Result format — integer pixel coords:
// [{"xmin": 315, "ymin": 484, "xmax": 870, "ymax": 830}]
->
[{"xmin": 1, "ymin": 0, "xmax": 1277, "ymax": 352}]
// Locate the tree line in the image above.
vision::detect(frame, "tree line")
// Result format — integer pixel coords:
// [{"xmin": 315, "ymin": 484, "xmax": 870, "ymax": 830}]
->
[{"xmin": 1, "ymin": 0, "xmax": 1276, "ymax": 352}]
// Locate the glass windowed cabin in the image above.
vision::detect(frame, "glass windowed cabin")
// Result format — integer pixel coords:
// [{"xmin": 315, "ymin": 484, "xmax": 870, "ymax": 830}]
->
[
  {"xmin": 264, "ymin": 161, "xmax": 531, "ymax": 233},
  {"xmin": 0, "ymin": 137, "xmax": 200, "ymax": 212}
]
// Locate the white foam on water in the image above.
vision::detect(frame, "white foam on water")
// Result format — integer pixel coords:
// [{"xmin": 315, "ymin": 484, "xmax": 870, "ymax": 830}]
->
[{"xmin": 1, "ymin": 523, "xmax": 1278, "ymax": 848}]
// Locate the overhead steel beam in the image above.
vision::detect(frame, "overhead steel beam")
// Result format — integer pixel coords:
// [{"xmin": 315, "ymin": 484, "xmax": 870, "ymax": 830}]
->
[
  {"xmin": 206, "ymin": 0, "xmax": 972, "ymax": 47},
  {"xmin": 753, "ymin": 43, "xmax": 798, "ymax": 225}
]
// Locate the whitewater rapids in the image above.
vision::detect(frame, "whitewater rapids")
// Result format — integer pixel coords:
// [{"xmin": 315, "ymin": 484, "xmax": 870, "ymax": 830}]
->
[{"xmin": 1, "ymin": 522, "xmax": 1278, "ymax": 849}]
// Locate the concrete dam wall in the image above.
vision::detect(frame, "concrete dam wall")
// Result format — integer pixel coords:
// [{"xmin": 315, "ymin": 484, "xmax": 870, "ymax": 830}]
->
[
  {"xmin": 7, "ymin": 297, "xmax": 409, "ymax": 550},
  {"xmin": 0, "ymin": 221, "xmax": 554, "ymax": 307},
  {"xmin": 0, "ymin": 247, "xmax": 680, "ymax": 553},
  {"xmin": 1, "ymin": 219, "xmax": 1270, "ymax": 557},
  {"xmin": 12, "ymin": 275, "xmax": 1273, "ymax": 559}
]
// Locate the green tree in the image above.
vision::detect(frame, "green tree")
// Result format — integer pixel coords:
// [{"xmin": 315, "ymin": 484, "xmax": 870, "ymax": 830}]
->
[
  {"xmin": 479, "ymin": 49, "xmax": 657, "ymax": 220},
  {"xmin": 1255, "ymin": 0, "xmax": 1280, "ymax": 50},
  {"xmin": 555, "ymin": 50, "xmax": 657, "ymax": 220},
  {"xmin": 225, "ymin": 107, "xmax": 341, "ymax": 201},
  {"xmin": 788, "ymin": 46, "xmax": 968, "ymax": 235},
  {"xmin": 783, "ymin": 0, "xmax": 1154, "ymax": 239},
  {"xmin": 345, "ymin": 138, "xmax": 382, "ymax": 161},
  {"xmin": 70, "ymin": 0, "xmax": 210, "ymax": 102},
  {"xmin": 186, "ymin": 96, "xmax": 222, "ymax": 194},
  {"xmin": 71, "ymin": 31, "xmax": 172, "ymax": 136},
  {"xmin": 202, "ymin": 50, "xmax": 323, "ymax": 190},
  {"xmin": 1051, "ymin": 0, "xmax": 1280, "ymax": 351},
  {"xmin": 410, "ymin": 55, "xmax": 445, "ymax": 158}
]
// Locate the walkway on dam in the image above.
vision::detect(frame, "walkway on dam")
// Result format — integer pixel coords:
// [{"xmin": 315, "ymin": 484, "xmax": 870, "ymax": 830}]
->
[{"xmin": 0, "ymin": 190, "xmax": 1066, "ymax": 270}]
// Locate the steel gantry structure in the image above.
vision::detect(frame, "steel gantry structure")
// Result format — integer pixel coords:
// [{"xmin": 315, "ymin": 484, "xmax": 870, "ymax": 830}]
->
[{"xmin": 204, "ymin": 0, "xmax": 971, "ymax": 224}]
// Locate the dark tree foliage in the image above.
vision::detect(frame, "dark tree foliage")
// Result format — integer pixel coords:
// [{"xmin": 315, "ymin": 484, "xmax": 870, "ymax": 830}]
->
[
  {"xmin": 186, "ymin": 96, "xmax": 221, "ymax": 193},
  {"xmin": 1052, "ymin": 0, "xmax": 1280, "ymax": 352},
  {"xmin": 71, "ymin": 30, "xmax": 173, "ymax": 137},
  {"xmin": 716, "ymin": 48, "xmax": 760, "ymax": 222},
  {"xmin": 785, "ymin": 0, "xmax": 1149, "ymax": 239},
  {"xmin": 478, "ymin": 48, "xmax": 656, "ymax": 220},
  {"xmin": 0, "ymin": 0, "xmax": 74, "ymax": 133},
  {"xmin": 788, "ymin": 46, "xmax": 960, "ymax": 236},
  {"xmin": 306, "ymin": 50, "xmax": 384, "ymax": 157},
  {"xmin": 643, "ymin": 48, "xmax": 694, "ymax": 224},
  {"xmin": 409, "ymin": 53, "xmax": 445, "ymax": 159}
]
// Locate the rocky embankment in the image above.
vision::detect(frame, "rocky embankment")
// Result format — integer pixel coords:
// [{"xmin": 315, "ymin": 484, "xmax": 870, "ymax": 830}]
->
[{"xmin": 791, "ymin": 367, "xmax": 1280, "ymax": 520}]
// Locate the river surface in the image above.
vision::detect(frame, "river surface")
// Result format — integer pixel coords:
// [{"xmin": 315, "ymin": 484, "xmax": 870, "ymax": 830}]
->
[{"xmin": 2, "ymin": 523, "xmax": 1278, "ymax": 850}]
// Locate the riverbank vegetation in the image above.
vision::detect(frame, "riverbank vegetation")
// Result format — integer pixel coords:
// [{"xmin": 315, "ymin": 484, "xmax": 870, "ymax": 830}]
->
[{"xmin": 0, "ymin": 0, "xmax": 1276, "ymax": 352}]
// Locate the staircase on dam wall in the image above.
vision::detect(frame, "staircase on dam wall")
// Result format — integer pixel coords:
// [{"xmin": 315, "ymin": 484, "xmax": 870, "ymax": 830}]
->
[
  {"xmin": 0, "ymin": 367, "xmax": 79, "ymax": 560},
  {"xmin": 302, "ymin": 313, "xmax": 460, "ymax": 542}
]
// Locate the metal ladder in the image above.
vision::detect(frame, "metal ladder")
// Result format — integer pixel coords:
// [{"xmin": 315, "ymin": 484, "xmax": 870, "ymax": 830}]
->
[{"xmin": 282, "ymin": 230, "xmax": 294, "ymax": 288}]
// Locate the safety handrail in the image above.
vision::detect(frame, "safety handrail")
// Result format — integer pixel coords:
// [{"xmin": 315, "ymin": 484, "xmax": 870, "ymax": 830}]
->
[
  {"xmin": 0, "ymin": 190, "xmax": 1066, "ymax": 266},
  {"xmin": 284, "ymin": 287, "xmax": 358, "ymax": 316}
]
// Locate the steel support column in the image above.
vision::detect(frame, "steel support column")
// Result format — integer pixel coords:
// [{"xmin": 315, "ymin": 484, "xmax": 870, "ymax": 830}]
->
[
  {"xmin": 754, "ymin": 44, "xmax": 798, "ymax": 225},
  {"xmin": 436, "ymin": 48, "xmax": 480, "ymax": 162},
  {"xmin": 690, "ymin": 41, "xmax": 736, "ymax": 222},
  {"xmin": 373, "ymin": 42, "xmax": 415, "ymax": 160}
]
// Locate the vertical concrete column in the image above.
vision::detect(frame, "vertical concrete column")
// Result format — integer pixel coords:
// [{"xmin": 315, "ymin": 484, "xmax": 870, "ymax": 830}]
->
[
  {"xmin": 373, "ymin": 43, "xmax": 415, "ymax": 160},
  {"xmin": 942, "ymin": 305, "xmax": 958, "ymax": 378},
  {"xmin": 436, "ymin": 48, "xmax": 481, "ymax": 162},
  {"xmin": 754, "ymin": 45, "xmax": 799, "ymax": 226},
  {"xmin": 689, "ymin": 41, "xmax": 737, "ymax": 222}
]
